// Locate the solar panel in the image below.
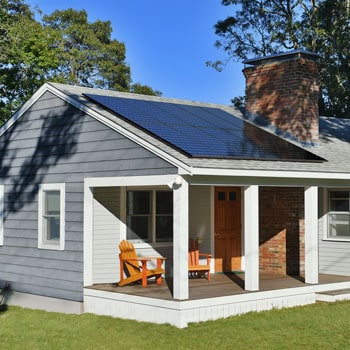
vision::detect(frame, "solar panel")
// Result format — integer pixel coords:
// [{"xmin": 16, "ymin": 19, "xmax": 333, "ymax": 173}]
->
[{"xmin": 83, "ymin": 93, "xmax": 324, "ymax": 162}]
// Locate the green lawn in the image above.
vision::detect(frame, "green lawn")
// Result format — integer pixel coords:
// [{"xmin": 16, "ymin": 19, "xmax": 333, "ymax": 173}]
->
[{"xmin": 0, "ymin": 301, "xmax": 349, "ymax": 349}]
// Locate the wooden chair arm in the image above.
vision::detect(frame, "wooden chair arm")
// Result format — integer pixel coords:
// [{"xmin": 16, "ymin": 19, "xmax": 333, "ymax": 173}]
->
[
  {"xmin": 123, "ymin": 256, "xmax": 166, "ymax": 270},
  {"xmin": 122, "ymin": 256, "xmax": 166, "ymax": 261},
  {"xmin": 141, "ymin": 256, "xmax": 166, "ymax": 270},
  {"xmin": 122, "ymin": 257, "xmax": 152, "ymax": 262},
  {"xmin": 199, "ymin": 253, "xmax": 212, "ymax": 258},
  {"xmin": 199, "ymin": 253, "xmax": 212, "ymax": 264}
]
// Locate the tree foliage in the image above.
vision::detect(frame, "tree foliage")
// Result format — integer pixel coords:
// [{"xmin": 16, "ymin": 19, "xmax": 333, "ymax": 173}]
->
[
  {"xmin": 42, "ymin": 9, "xmax": 131, "ymax": 91},
  {"xmin": 0, "ymin": 1, "xmax": 160, "ymax": 123},
  {"xmin": 0, "ymin": 0, "xmax": 53, "ymax": 119},
  {"xmin": 315, "ymin": 0, "xmax": 350, "ymax": 117},
  {"xmin": 212, "ymin": 0, "xmax": 350, "ymax": 117},
  {"xmin": 130, "ymin": 83, "xmax": 162, "ymax": 96}
]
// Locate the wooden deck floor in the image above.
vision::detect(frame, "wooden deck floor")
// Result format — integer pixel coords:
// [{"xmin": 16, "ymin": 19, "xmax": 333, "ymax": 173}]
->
[{"xmin": 87, "ymin": 272, "xmax": 350, "ymax": 301}]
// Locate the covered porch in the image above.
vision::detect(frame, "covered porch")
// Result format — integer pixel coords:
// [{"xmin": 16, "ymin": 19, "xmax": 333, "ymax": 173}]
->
[
  {"xmin": 84, "ymin": 173, "xmax": 320, "ymax": 294},
  {"xmin": 82, "ymin": 173, "xmax": 350, "ymax": 326}
]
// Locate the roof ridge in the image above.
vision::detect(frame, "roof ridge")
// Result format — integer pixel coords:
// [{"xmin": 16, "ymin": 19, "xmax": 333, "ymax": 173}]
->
[{"xmin": 48, "ymin": 82, "xmax": 241, "ymax": 112}]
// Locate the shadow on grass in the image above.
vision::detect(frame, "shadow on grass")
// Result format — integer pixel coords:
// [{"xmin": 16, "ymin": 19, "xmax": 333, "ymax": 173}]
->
[{"xmin": 0, "ymin": 281, "xmax": 10, "ymax": 313}]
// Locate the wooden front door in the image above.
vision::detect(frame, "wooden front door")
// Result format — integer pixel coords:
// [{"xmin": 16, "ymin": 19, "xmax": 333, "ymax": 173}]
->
[{"xmin": 214, "ymin": 187, "xmax": 241, "ymax": 272}]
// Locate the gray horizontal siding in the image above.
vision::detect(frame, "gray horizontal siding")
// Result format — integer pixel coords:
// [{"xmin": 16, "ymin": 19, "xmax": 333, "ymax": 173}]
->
[
  {"xmin": 1, "ymin": 128, "xmax": 139, "ymax": 151},
  {"xmin": 4, "ymin": 148, "xmax": 157, "ymax": 167},
  {"xmin": 4, "ymin": 158, "xmax": 172, "ymax": 177},
  {"xmin": 0, "ymin": 90, "xmax": 177, "ymax": 301}
]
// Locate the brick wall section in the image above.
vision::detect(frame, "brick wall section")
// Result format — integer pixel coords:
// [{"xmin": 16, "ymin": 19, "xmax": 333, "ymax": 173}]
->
[
  {"xmin": 259, "ymin": 187, "xmax": 305, "ymax": 275},
  {"xmin": 244, "ymin": 53, "xmax": 320, "ymax": 143}
]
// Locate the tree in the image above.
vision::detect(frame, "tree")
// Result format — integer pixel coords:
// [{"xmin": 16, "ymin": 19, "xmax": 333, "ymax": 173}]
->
[
  {"xmin": 0, "ymin": 2, "xmax": 161, "ymax": 124},
  {"xmin": 130, "ymin": 83, "xmax": 162, "ymax": 97},
  {"xmin": 314, "ymin": 0, "xmax": 350, "ymax": 117},
  {"xmin": 42, "ymin": 9, "xmax": 131, "ymax": 91},
  {"xmin": 211, "ymin": 0, "xmax": 350, "ymax": 117},
  {"xmin": 0, "ymin": 0, "xmax": 57, "ymax": 121}
]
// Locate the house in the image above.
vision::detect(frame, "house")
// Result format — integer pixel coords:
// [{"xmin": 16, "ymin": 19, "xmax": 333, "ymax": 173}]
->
[{"xmin": 1, "ymin": 50, "xmax": 350, "ymax": 327}]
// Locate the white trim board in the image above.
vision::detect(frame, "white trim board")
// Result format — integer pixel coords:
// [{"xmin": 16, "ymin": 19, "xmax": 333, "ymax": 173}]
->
[{"xmin": 189, "ymin": 169, "xmax": 350, "ymax": 181}]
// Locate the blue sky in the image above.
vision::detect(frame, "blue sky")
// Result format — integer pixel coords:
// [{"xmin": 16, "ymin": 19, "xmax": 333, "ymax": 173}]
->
[{"xmin": 25, "ymin": 0, "xmax": 245, "ymax": 105}]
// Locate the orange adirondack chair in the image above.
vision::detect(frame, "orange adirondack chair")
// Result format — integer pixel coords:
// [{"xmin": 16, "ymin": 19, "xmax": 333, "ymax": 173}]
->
[
  {"xmin": 118, "ymin": 240, "xmax": 166, "ymax": 287},
  {"xmin": 188, "ymin": 238, "xmax": 212, "ymax": 281}
]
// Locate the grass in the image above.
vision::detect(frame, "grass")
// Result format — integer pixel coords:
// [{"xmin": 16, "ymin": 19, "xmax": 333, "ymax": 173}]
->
[{"xmin": 0, "ymin": 301, "xmax": 350, "ymax": 349}]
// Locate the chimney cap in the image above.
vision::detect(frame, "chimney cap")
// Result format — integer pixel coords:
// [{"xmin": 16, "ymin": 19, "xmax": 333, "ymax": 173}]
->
[{"xmin": 243, "ymin": 50, "xmax": 321, "ymax": 67}]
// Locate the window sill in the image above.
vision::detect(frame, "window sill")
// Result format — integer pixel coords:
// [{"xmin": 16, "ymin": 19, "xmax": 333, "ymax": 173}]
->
[
  {"xmin": 322, "ymin": 237, "xmax": 350, "ymax": 243},
  {"xmin": 132, "ymin": 241, "xmax": 173, "ymax": 249},
  {"xmin": 39, "ymin": 243, "xmax": 64, "ymax": 250}
]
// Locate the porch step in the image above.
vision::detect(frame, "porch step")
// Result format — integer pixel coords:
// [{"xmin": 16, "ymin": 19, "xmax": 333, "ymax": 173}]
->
[{"xmin": 316, "ymin": 289, "xmax": 350, "ymax": 303}]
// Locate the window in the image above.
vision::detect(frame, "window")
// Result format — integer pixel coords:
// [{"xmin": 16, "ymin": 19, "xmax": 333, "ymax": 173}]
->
[
  {"xmin": 217, "ymin": 191, "xmax": 236, "ymax": 201},
  {"xmin": 328, "ymin": 190, "xmax": 350, "ymax": 239},
  {"xmin": 126, "ymin": 190, "xmax": 173, "ymax": 243},
  {"xmin": 38, "ymin": 184, "xmax": 65, "ymax": 250}
]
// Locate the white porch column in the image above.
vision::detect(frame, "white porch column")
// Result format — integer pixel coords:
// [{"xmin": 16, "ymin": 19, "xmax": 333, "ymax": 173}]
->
[
  {"xmin": 244, "ymin": 185, "xmax": 259, "ymax": 291},
  {"xmin": 304, "ymin": 186, "xmax": 319, "ymax": 284},
  {"xmin": 83, "ymin": 183, "xmax": 94, "ymax": 287},
  {"xmin": 173, "ymin": 176, "xmax": 189, "ymax": 300}
]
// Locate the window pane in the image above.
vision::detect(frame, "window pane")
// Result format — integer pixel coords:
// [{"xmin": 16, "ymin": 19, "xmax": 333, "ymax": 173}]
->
[
  {"xmin": 331, "ymin": 199, "xmax": 349, "ymax": 211},
  {"xmin": 127, "ymin": 216, "xmax": 150, "ymax": 241},
  {"xmin": 218, "ymin": 192, "xmax": 225, "ymax": 201},
  {"xmin": 156, "ymin": 216, "xmax": 173, "ymax": 242},
  {"xmin": 45, "ymin": 191, "xmax": 60, "ymax": 215},
  {"xmin": 126, "ymin": 191, "xmax": 151, "ymax": 241},
  {"xmin": 229, "ymin": 192, "xmax": 236, "ymax": 201},
  {"xmin": 156, "ymin": 191, "xmax": 173, "ymax": 214},
  {"xmin": 127, "ymin": 191, "xmax": 150, "ymax": 215},
  {"xmin": 330, "ymin": 191, "xmax": 350, "ymax": 211},
  {"xmin": 330, "ymin": 191, "xmax": 350, "ymax": 199},
  {"xmin": 44, "ymin": 217, "xmax": 60, "ymax": 240},
  {"xmin": 156, "ymin": 191, "xmax": 173, "ymax": 242},
  {"xmin": 329, "ymin": 213, "xmax": 350, "ymax": 237}
]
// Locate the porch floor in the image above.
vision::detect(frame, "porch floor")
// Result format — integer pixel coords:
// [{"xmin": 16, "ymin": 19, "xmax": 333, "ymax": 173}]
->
[{"xmin": 86, "ymin": 272, "xmax": 350, "ymax": 301}]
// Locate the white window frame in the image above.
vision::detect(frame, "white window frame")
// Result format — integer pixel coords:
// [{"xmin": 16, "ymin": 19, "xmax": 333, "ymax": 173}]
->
[
  {"xmin": 38, "ymin": 183, "xmax": 65, "ymax": 250},
  {"xmin": 0, "ymin": 185, "xmax": 4, "ymax": 246},
  {"xmin": 325, "ymin": 189, "xmax": 350, "ymax": 241}
]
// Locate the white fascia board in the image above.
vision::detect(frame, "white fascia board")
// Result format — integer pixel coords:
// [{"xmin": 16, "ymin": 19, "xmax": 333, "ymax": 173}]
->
[
  {"xmin": 190, "ymin": 167, "xmax": 350, "ymax": 181},
  {"xmin": 85, "ymin": 174, "xmax": 178, "ymax": 188},
  {"xmin": 44, "ymin": 85, "xmax": 193, "ymax": 175}
]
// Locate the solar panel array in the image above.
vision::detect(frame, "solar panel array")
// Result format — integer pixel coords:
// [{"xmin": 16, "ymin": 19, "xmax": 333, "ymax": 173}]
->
[{"xmin": 84, "ymin": 93, "xmax": 324, "ymax": 162}]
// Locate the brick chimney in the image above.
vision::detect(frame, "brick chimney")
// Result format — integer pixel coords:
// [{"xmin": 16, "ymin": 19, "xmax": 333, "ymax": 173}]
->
[{"xmin": 243, "ymin": 51, "xmax": 320, "ymax": 144}]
